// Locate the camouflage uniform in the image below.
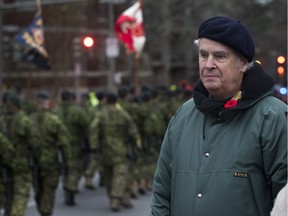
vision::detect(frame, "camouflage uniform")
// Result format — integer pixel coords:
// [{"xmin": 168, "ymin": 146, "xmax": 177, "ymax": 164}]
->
[
  {"xmin": 0, "ymin": 132, "xmax": 14, "ymax": 215},
  {"xmin": 80, "ymin": 93, "xmax": 98, "ymax": 190},
  {"xmin": 133, "ymin": 93, "xmax": 157, "ymax": 194},
  {"xmin": 142, "ymin": 94, "xmax": 166, "ymax": 191},
  {"xmin": 84, "ymin": 91, "xmax": 107, "ymax": 188},
  {"xmin": 89, "ymin": 93, "xmax": 140, "ymax": 211},
  {"xmin": 118, "ymin": 96, "xmax": 143, "ymax": 198},
  {"xmin": 53, "ymin": 91, "xmax": 89, "ymax": 205},
  {"xmin": 31, "ymin": 97, "xmax": 73, "ymax": 216},
  {"xmin": 0, "ymin": 92, "xmax": 41, "ymax": 216}
]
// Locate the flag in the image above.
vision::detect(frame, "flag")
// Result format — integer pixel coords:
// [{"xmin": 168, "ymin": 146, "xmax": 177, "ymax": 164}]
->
[
  {"xmin": 114, "ymin": 1, "xmax": 146, "ymax": 55},
  {"xmin": 14, "ymin": 11, "xmax": 50, "ymax": 69}
]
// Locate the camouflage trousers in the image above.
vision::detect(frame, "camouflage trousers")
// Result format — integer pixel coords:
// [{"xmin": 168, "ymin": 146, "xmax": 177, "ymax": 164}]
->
[
  {"xmin": 135, "ymin": 154, "xmax": 156, "ymax": 180},
  {"xmin": 10, "ymin": 172, "xmax": 32, "ymax": 216},
  {"xmin": 63, "ymin": 158, "xmax": 85, "ymax": 192},
  {"xmin": 84, "ymin": 153, "xmax": 98, "ymax": 178},
  {"xmin": 101, "ymin": 163, "xmax": 129, "ymax": 199},
  {"xmin": 35, "ymin": 170, "xmax": 60, "ymax": 215}
]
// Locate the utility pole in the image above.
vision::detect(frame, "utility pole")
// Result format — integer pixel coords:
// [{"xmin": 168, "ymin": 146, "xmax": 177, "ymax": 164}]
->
[
  {"xmin": 107, "ymin": 2, "xmax": 116, "ymax": 93},
  {"xmin": 101, "ymin": 0, "xmax": 124, "ymax": 93}
]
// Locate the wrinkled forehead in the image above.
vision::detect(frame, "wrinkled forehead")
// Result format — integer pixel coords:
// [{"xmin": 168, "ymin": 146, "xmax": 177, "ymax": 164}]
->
[{"xmin": 199, "ymin": 38, "xmax": 234, "ymax": 53}]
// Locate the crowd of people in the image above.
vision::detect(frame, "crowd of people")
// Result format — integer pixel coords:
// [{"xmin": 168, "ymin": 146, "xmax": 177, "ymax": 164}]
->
[{"xmin": 0, "ymin": 83, "xmax": 193, "ymax": 216}]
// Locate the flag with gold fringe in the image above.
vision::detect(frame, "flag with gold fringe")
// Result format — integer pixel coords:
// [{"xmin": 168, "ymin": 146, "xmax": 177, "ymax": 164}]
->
[{"xmin": 14, "ymin": 11, "xmax": 50, "ymax": 69}]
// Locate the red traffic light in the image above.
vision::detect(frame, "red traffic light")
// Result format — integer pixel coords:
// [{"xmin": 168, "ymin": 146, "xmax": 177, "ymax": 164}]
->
[
  {"xmin": 277, "ymin": 66, "xmax": 285, "ymax": 77},
  {"xmin": 83, "ymin": 36, "xmax": 94, "ymax": 48},
  {"xmin": 277, "ymin": 56, "xmax": 286, "ymax": 64}
]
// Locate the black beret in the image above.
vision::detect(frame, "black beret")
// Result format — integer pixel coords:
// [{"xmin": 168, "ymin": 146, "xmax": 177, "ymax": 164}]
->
[
  {"xmin": 2, "ymin": 91, "xmax": 21, "ymax": 108},
  {"xmin": 198, "ymin": 16, "xmax": 255, "ymax": 62},
  {"xmin": 106, "ymin": 92, "xmax": 118, "ymax": 104},
  {"xmin": 37, "ymin": 91, "xmax": 50, "ymax": 100},
  {"xmin": 61, "ymin": 90, "xmax": 72, "ymax": 101}
]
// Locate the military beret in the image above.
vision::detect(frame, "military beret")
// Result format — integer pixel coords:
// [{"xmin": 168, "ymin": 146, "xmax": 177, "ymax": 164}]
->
[
  {"xmin": 198, "ymin": 16, "xmax": 255, "ymax": 62},
  {"xmin": 37, "ymin": 91, "xmax": 50, "ymax": 100},
  {"xmin": 106, "ymin": 92, "xmax": 118, "ymax": 104},
  {"xmin": 2, "ymin": 91, "xmax": 21, "ymax": 108}
]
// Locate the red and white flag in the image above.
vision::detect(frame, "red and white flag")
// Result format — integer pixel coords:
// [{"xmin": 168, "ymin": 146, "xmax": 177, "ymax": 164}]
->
[{"xmin": 114, "ymin": 0, "xmax": 145, "ymax": 55}]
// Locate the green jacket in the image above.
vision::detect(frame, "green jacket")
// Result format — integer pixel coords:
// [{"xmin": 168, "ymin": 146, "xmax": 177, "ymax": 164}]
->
[
  {"xmin": 151, "ymin": 96, "xmax": 287, "ymax": 216},
  {"xmin": 53, "ymin": 102, "xmax": 89, "ymax": 157},
  {"xmin": 0, "ymin": 132, "xmax": 14, "ymax": 165},
  {"xmin": 31, "ymin": 109, "xmax": 73, "ymax": 171},
  {"xmin": 89, "ymin": 104, "xmax": 140, "ymax": 166},
  {"xmin": 0, "ymin": 111, "xmax": 41, "ymax": 173}
]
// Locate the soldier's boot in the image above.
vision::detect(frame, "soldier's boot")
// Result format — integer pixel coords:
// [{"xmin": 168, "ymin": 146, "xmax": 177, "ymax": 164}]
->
[
  {"xmin": 110, "ymin": 198, "xmax": 120, "ymax": 212},
  {"xmin": 131, "ymin": 179, "xmax": 138, "ymax": 199},
  {"xmin": 64, "ymin": 189, "xmax": 76, "ymax": 206},
  {"xmin": 84, "ymin": 176, "xmax": 95, "ymax": 190},
  {"xmin": 138, "ymin": 178, "xmax": 147, "ymax": 195},
  {"xmin": 121, "ymin": 192, "xmax": 133, "ymax": 208}
]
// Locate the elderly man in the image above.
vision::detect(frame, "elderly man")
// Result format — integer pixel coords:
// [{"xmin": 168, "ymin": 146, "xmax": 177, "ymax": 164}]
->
[{"xmin": 150, "ymin": 16, "xmax": 287, "ymax": 216}]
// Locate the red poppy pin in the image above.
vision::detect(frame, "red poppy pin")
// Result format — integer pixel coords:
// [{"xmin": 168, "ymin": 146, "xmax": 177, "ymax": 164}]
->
[{"xmin": 224, "ymin": 91, "xmax": 242, "ymax": 109}]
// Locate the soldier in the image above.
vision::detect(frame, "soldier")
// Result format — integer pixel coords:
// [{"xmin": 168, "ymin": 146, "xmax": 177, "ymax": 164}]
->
[
  {"xmin": 83, "ymin": 90, "xmax": 107, "ymax": 190},
  {"xmin": 89, "ymin": 92, "xmax": 141, "ymax": 212},
  {"xmin": 31, "ymin": 91, "xmax": 73, "ymax": 216},
  {"xmin": 0, "ymin": 91, "xmax": 41, "ymax": 216},
  {"xmin": 53, "ymin": 90, "xmax": 89, "ymax": 206},
  {"xmin": 135, "ymin": 91, "xmax": 157, "ymax": 195},
  {"xmin": 117, "ymin": 86, "xmax": 142, "ymax": 198},
  {"xmin": 142, "ymin": 89, "xmax": 166, "ymax": 192}
]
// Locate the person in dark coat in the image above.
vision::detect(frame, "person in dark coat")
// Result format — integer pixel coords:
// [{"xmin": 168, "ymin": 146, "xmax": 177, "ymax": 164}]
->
[{"xmin": 150, "ymin": 16, "xmax": 287, "ymax": 216}]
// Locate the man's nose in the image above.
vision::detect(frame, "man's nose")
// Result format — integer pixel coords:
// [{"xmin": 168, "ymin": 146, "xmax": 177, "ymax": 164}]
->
[{"xmin": 204, "ymin": 56, "xmax": 215, "ymax": 69}]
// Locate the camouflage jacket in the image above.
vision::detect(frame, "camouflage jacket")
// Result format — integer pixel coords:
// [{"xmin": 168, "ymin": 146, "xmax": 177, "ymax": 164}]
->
[
  {"xmin": 53, "ymin": 102, "xmax": 89, "ymax": 156},
  {"xmin": 0, "ymin": 132, "xmax": 14, "ymax": 167},
  {"xmin": 89, "ymin": 104, "xmax": 141, "ymax": 165},
  {"xmin": 0, "ymin": 110, "xmax": 41, "ymax": 172},
  {"xmin": 31, "ymin": 109, "xmax": 73, "ymax": 171}
]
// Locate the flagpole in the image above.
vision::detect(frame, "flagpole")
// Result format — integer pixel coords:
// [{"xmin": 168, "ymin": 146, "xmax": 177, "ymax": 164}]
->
[
  {"xmin": 24, "ymin": 0, "xmax": 42, "ymax": 97},
  {"xmin": 36, "ymin": 0, "xmax": 41, "ymax": 13},
  {"xmin": 134, "ymin": 54, "xmax": 140, "ymax": 95}
]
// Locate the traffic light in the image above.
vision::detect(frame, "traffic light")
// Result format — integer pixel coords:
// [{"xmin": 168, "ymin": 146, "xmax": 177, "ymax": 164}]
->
[
  {"xmin": 73, "ymin": 36, "xmax": 95, "ymax": 59},
  {"xmin": 82, "ymin": 36, "xmax": 94, "ymax": 48},
  {"xmin": 276, "ymin": 55, "xmax": 286, "ymax": 77},
  {"xmin": 73, "ymin": 37, "xmax": 82, "ymax": 59}
]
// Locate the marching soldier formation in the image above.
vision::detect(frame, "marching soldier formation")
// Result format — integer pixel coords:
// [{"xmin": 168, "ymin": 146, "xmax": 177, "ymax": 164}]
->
[{"xmin": 0, "ymin": 84, "xmax": 193, "ymax": 215}]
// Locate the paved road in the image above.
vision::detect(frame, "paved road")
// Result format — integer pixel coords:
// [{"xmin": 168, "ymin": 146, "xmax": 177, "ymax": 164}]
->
[{"xmin": 25, "ymin": 173, "xmax": 152, "ymax": 216}]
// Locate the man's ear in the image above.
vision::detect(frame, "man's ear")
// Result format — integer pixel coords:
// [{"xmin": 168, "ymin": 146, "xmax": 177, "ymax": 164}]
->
[{"xmin": 240, "ymin": 59, "xmax": 249, "ymax": 73}]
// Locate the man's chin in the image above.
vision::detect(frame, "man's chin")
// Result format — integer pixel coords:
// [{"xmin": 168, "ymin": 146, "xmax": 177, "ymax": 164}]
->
[{"xmin": 203, "ymin": 82, "xmax": 221, "ymax": 91}]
